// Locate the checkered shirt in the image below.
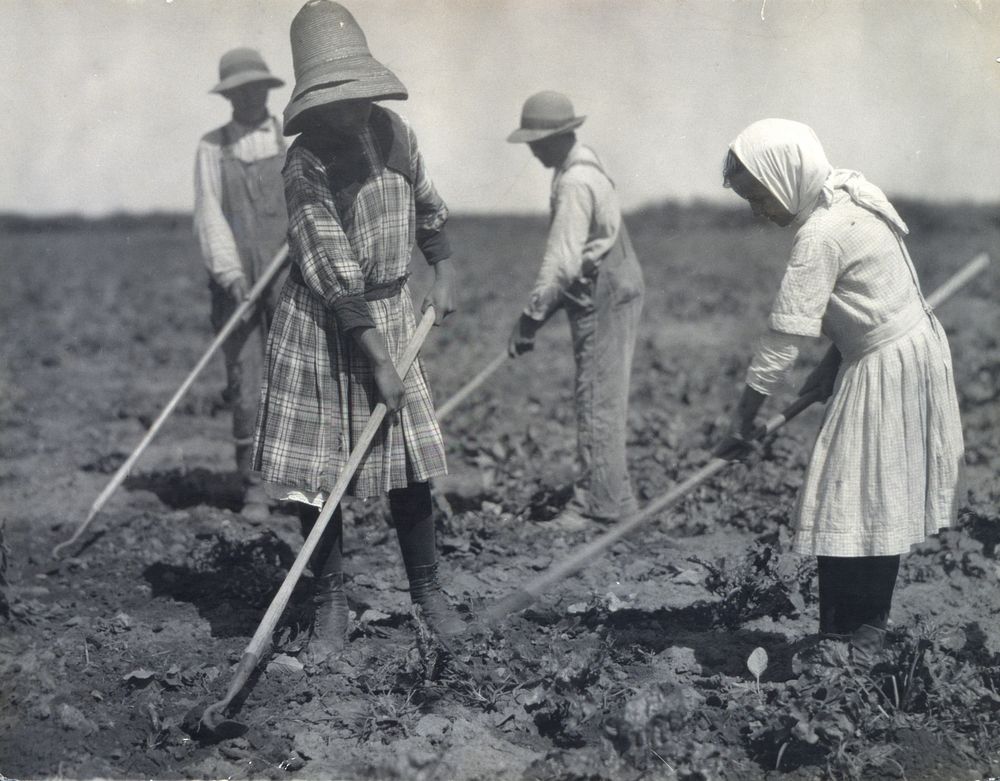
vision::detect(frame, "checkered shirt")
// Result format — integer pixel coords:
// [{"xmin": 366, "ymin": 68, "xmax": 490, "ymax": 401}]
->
[{"xmin": 252, "ymin": 109, "xmax": 449, "ymax": 499}]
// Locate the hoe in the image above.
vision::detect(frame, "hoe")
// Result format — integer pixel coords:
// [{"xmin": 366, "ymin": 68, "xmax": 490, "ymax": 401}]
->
[
  {"xmin": 53, "ymin": 245, "xmax": 290, "ymax": 559},
  {"xmin": 485, "ymin": 252, "xmax": 991, "ymax": 622},
  {"xmin": 189, "ymin": 307, "xmax": 437, "ymax": 739}
]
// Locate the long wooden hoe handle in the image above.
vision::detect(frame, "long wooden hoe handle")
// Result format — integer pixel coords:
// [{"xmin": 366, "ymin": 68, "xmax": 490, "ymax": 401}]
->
[
  {"xmin": 202, "ymin": 307, "xmax": 437, "ymax": 724},
  {"xmin": 924, "ymin": 252, "xmax": 990, "ymax": 308},
  {"xmin": 485, "ymin": 252, "xmax": 990, "ymax": 622},
  {"xmin": 53, "ymin": 244, "xmax": 291, "ymax": 559},
  {"xmin": 436, "ymin": 350, "xmax": 508, "ymax": 421}
]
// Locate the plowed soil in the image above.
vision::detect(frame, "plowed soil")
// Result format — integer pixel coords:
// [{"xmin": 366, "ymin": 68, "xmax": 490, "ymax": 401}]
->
[{"xmin": 2, "ymin": 206, "xmax": 999, "ymax": 780}]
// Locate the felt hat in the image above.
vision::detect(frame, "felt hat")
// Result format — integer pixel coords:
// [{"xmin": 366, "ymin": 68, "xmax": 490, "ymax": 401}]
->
[
  {"xmin": 507, "ymin": 91, "xmax": 586, "ymax": 144},
  {"xmin": 283, "ymin": 0, "xmax": 407, "ymax": 136},
  {"xmin": 210, "ymin": 48, "xmax": 284, "ymax": 94}
]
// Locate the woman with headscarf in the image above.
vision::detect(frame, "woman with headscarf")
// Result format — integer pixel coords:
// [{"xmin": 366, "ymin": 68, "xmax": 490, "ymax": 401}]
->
[{"xmin": 715, "ymin": 119, "xmax": 964, "ymax": 653}]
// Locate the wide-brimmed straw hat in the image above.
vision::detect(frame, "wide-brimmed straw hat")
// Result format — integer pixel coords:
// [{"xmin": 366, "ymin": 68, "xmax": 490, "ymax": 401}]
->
[
  {"xmin": 210, "ymin": 48, "xmax": 284, "ymax": 94},
  {"xmin": 507, "ymin": 91, "xmax": 586, "ymax": 144},
  {"xmin": 283, "ymin": 0, "xmax": 407, "ymax": 136}
]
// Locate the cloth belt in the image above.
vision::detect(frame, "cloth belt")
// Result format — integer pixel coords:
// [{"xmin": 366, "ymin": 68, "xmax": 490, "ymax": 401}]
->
[
  {"xmin": 363, "ymin": 274, "xmax": 409, "ymax": 301},
  {"xmin": 289, "ymin": 265, "xmax": 409, "ymax": 301},
  {"xmin": 841, "ymin": 298, "xmax": 931, "ymax": 363}
]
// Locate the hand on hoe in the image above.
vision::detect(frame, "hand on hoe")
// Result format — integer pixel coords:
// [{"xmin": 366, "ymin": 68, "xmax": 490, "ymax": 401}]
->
[
  {"xmin": 421, "ymin": 258, "xmax": 457, "ymax": 325},
  {"xmin": 354, "ymin": 327, "xmax": 406, "ymax": 423},
  {"xmin": 226, "ymin": 275, "xmax": 255, "ymax": 324},
  {"xmin": 712, "ymin": 385, "xmax": 767, "ymax": 461},
  {"xmin": 798, "ymin": 347, "xmax": 842, "ymax": 403},
  {"xmin": 508, "ymin": 313, "xmax": 541, "ymax": 357}
]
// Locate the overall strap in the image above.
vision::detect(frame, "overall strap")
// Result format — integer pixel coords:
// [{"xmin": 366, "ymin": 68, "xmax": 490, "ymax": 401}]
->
[
  {"xmin": 220, "ymin": 121, "xmax": 235, "ymax": 159},
  {"xmin": 272, "ymin": 116, "xmax": 287, "ymax": 155},
  {"xmin": 564, "ymin": 158, "xmax": 615, "ymax": 187}
]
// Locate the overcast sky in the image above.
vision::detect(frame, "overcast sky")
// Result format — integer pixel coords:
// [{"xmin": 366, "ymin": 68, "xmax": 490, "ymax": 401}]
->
[{"xmin": 2, "ymin": 0, "xmax": 999, "ymax": 216}]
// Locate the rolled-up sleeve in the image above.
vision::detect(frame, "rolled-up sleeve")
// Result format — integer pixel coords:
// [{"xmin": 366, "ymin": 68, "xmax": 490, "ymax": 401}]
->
[
  {"xmin": 746, "ymin": 329, "xmax": 812, "ymax": 395},
  {"xmin": 193, "ymin": 138, "xmax": 244, "ymax": 287},
  {"xmin": 524, "ymin": 177, "xmax": 591, "ymax": 322},
  {"xmin": 283, "ymin": 146, "xmax": 375, "ymax": 333},
  {"xmin": 768, "ymin": 231, "xmax": 840, "ymax": 337},
  {"xmin": 407, "ymin": 124, "xmax": 452, "ymax": 265}
]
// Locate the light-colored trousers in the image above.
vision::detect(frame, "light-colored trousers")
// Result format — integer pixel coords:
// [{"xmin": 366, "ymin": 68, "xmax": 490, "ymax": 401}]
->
[{"xmin": 564, "ymin": 225, "xmax": 644, "ymax": 521}]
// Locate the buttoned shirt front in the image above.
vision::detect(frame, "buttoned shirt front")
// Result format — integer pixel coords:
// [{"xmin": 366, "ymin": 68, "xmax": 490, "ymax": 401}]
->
[
  {"xmin": 194, "ymin": 115, "xmax": 285, "ymax": 286},
  {"xmin": 524, "ymin": 142, "xmax": 621, "ymax": 321}
]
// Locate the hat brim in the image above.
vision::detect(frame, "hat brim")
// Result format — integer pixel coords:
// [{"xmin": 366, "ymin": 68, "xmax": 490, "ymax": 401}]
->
[
  {"xmin": 283, "ymin": 66, "xmax": 408, "ymax": 136},
  {"xmin": 507, "ymin": 116, "xmax": 586, "ymax": 144},
  {"xmin": 211, "ymin": 71, "xmax": 285, "ymax": 94}
]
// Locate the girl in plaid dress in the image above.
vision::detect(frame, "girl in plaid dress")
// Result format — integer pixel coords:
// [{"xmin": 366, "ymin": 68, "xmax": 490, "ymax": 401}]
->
[
  {"xmin": 252, "ymin": 0, "xmax": 463, "ymax": 661},
  {"xmin": 715, "ymin": 119, "xmax": 964, "ymax": 653}
]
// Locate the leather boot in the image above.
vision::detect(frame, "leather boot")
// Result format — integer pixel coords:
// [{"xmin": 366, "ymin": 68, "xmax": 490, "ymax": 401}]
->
[
  {"xmin": 235, "ymin": 443, "xmax": 270, "ymax": 523},
  {"xmin": 235, "ymin": 442, "xmax": 254, "ymax": 480},
  {"xmin": 405, "ymin": 562, "xmax": 465, "ymax": 637},
  {"xmin": 390, "ymin": 483, "xmax": 465, "ymax": 638},
  {"xmin": 307, "ymin": 573, "xmax": 349, "ymax": 661},
  {"xmin": 299, "ymin": 505, "xmax": 349, "ymax": 662}
]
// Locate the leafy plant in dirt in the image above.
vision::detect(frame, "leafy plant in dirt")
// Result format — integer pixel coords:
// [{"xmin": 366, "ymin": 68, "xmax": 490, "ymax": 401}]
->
[
  {"xmin": 440, "ymin": 624, "xmax": 541, "ymax": 719},
  {"xmin": 350, "ymin": 616, "xmax": 456, "ymax": 744},
  {"xmin": 746, "ymin": 623, "xmax": 1000, "ymax": 779},
  {"xmin": 957, "ymin": 507, "xmax": 1000, "ymax": 558},
  {"xmin": 442, "ymin": 656, "xmax": 527, "ymax": 714},
  {"xmin": 688, "ymin": 542, "xmax": 816, "ymax": 628},
  {"xmin": 905, "ymin": 525, "xmax": 996, "ymax": 584},
  {"xmin": 524, "ymin": 641, "xmax": 629, "ymax": 749},
  {"xmin": 604, "ymin": 679, "xmax": 741, "ymax": 779},
  {"xmin": 448, "ymin": 626, "xmax": 628, "ymax": 749},
  {"xmin": 453, "ymin": 429, "xmax": 544, "ymax": 502},
  {"xmin": 524, "ymin": 746, "xmax": 628, "ymax": 781},
  {"xmin": 353, "ymin": 656, "xmax": 424, "ymax": 743},
  {"xmin": 652, "ymin": 420, "xmax": 809, "ymax": 537}
]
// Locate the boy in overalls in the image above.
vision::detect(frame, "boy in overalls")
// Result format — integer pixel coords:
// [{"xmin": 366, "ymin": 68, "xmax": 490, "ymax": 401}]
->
[
  {"xmin": 194, "ymin": 48, "xmax": 289, "ymax": 522},
  {"xmin": 507, "ymin": 91, "xmax": 645, "ymax": 529}
]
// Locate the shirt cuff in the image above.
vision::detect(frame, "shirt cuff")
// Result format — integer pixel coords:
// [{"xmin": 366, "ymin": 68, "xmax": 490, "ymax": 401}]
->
[
  {"xmin": 523, "ymin": 292, "xmax": 561, "ymax": 322},
  {"xmin": 746, "ymin": 369, "xmax": 782, "ymax": 396},
  {"xmin": 417, "ymin": 227, "xmax": 452, "ymax": 265},
  {"xmin": 746, "ymin": 329, "xmax": 807, "ymax": 394},
  {"xmin": 212, "ymin": 267, "xmax": 246, "ymax": 288},
  {"xmin": 768, "ymin": 312, "xmax": 823, "ymax": 337},
  {"xmin": 332, "ymin": 295, "xmax": 376, "ymax": 333}
]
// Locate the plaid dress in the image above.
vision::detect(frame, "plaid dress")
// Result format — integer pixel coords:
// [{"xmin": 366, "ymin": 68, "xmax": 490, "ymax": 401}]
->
[
  {"xmin": 252, "ymin": 107, "xmax": 450, "ymax": 501},
  {"xmin": 760, "ymin": 191, "xmax": 964, "ymax": 556}
]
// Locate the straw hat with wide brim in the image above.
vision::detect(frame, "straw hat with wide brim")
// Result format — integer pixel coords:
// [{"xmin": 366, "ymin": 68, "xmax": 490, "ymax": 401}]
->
[
  {"xmin": 507, "ymin": 91, "xmax": 586, "ymax": 144},
  {"xmin": 210, "ymin": 48, "xmax": 285, "ymax": 94},
  {"xmin": 283, "ymin": 0, "xmax": 407, "ymax": 136}
]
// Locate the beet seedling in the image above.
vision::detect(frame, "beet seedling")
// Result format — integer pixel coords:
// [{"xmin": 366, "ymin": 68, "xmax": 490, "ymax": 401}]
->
[{"xmin": 747, "ymin": 646, "xmax": 768, "ymax": 697}]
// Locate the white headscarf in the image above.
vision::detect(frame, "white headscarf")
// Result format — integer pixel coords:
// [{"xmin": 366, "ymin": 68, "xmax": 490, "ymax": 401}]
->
[{"xmin": 729, "ymin": 118, "xmax": 908, "ymax": 235}]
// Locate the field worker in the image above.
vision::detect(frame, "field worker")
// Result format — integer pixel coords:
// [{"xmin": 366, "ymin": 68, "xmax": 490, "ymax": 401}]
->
[
  {"xmin": 194, "ymin": 48, "xmax": 289, "ymax": 523},
  {"xmin": 251, "ymin": 0, "xmax": 463, "ymax": 661},
  {"xmin": 507, "ymin": 92, "xmax": 645, "ymax": 530},
  {"xmin": 715, "ymin": 119, "xmax": 964, "ymax": 655}
]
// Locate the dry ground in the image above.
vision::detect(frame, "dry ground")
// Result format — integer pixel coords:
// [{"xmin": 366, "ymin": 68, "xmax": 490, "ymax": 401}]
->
[{"xmin": 1, "ymin": 204, "xmax": 999, "ymax": 780}]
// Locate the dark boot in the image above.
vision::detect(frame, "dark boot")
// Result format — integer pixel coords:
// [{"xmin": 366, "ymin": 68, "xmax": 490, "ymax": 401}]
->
[
  {"xmin": 309, "ymin": 573, "xmax": 349, "ymax": 659},
  {"xmin": 299, "ymin": 504, "xmax": 349, "ymax": 661},
  {"xmin": 405, "ymin": 562, "xmax": 465, "ymax": 637},
  {"xmin": 235, "ymin": 442, "xmax": 254, "ymax": 480},
  {"xmin": 236, "ymin": 443, "xmax": 270, "ymax": 523},
  {"xmin": 390, "ymin": 483, "xmax": 465, "ymax": 637},
  {"xmin": 850, "ymin": 623, "xmax": 887, "ymax": 660}
]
